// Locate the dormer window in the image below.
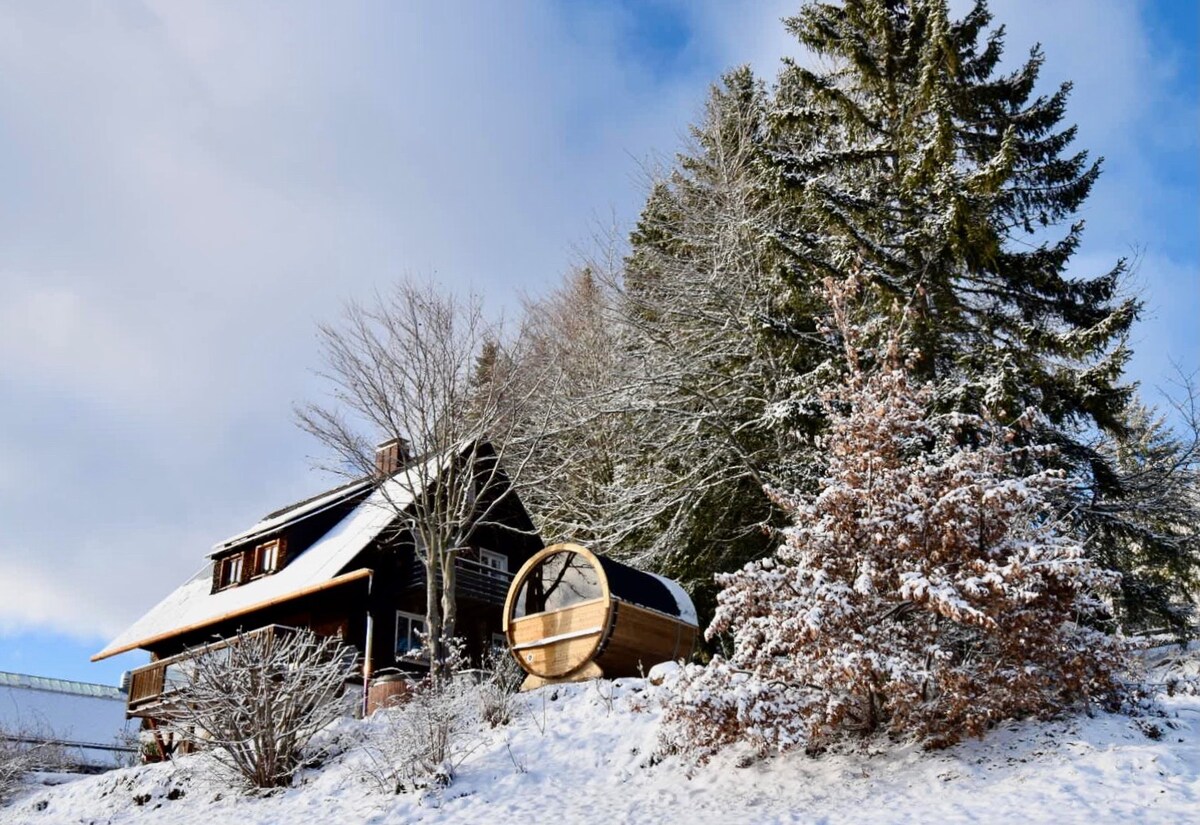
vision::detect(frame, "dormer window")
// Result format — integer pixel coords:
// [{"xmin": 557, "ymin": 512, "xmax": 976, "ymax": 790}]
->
[
  {"xmin": 213, "ymin": 537, "xmax": 288, "ymax": 592},
  {"xmin": 250, "ymin": 538, "xmax": 286, "ymax": 578},
  {"xmin": 215, "ymin": 553, "xmax": 245, "ymax": 590}
]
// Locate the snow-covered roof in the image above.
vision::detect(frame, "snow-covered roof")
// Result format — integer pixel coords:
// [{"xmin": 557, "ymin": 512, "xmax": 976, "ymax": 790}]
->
[
  {"xmin": 0, "ymin": 671, "xmax": 138, "ymax": 770},
  {"xmin": 648, "ymin": 573, "xmax": 699, "ymax": 626},
  {"xmin": 93, "ymin": 459, "xmax": 441, "ymax": 662},
  {"xmin": 210, "ymin": 476, "xmax": 375, "ymax": 555}
]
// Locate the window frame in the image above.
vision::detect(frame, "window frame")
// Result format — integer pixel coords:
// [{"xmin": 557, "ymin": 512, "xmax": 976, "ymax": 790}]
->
[
  {"xmin": 249, "ymin": 538, "xmax": 285, "ymax": 579},
  {"xmin": 395, "ymin": 610, "xmax": 427, "ymax": 659},
  {"xmin": 216, "ymin": 553, "xmax": 245, "ymax": 590},
  {"xmin": 479, "ymin": 548, "xmax": 508, "ymax": 577}
]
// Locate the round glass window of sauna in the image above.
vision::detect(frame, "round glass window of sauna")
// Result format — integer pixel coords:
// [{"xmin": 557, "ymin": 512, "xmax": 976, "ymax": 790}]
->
[{"xmin": 510, "ymin": 549, "xmax": 603, "ymax": 620}]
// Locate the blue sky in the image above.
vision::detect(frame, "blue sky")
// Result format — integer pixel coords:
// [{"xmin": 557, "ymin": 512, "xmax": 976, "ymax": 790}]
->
[{"xmin": 0, "ymin": 0, "xmax": 1196, "ymax": 687}]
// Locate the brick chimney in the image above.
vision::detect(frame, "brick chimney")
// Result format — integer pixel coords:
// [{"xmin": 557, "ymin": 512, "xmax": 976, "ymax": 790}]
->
[{"xmin": 375, "ymin": 437, "xmax": 410, "ymax": 477}]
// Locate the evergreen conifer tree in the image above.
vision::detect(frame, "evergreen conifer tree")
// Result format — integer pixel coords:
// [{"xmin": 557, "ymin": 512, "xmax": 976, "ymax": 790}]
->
[
  {"xmin": 1088, "ymin": 397, "xmax": 1200, "ymax": 634},
  {"xmin": 620, "ymin": 1, "xmax": 1195, "ymax": 629},
  {"xmin": 766, "ymin": 0, "xmax": 1185, "ymax": 627},
  {"xmin": 771, "ymin": 0, "xmax": 1136, "ymax": 428}
]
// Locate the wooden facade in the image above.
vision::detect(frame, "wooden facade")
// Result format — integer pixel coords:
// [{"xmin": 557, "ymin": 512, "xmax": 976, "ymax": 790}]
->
[{"xmin": 95, "ymin": 441, "xmax": 543, "ymax": 718}]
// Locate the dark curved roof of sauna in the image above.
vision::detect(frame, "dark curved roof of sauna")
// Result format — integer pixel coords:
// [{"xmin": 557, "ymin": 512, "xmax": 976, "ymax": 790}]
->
[
  {"xmin": 592, "ymin": 554, "xmax": 697, "ymax": 625},
  {"xmin": 594, "ymin": 555, "xmax": 674, "ymax": 615}
]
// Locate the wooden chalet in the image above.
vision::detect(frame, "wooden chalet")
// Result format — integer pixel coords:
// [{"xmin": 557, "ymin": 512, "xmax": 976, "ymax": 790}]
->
[{"xmin": 91, "ymin": 439, "xmax": 542, "ymax": 719}]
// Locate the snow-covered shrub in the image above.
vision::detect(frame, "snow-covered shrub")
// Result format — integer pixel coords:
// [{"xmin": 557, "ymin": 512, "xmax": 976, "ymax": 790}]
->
[
  {"xmin": 664, "ymin": 279, "xmax": 1129, "ymax": 758},
  {"xmin": 0, "ymin": 724, "xmax": 65, "ymax": 802},
  {"xmin": 477, "ymin": 649, "xmax": 525, "ymax": 728},
  {"xmin": 163, "ymin": 628, "xmax": 356, "ymax": 789},
  {"xmin": 358, "ymin": 673, "xmax": 484, "ymax": 794},
  {"xmin": 1142, "ymin": 641, "xmax": 1200, "ymax": 698}
]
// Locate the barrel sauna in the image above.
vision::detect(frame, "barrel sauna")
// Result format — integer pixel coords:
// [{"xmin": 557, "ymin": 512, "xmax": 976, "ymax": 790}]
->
[{"xmin": 502, "ymin": 543, "xmax": 698, "ymax": 690}]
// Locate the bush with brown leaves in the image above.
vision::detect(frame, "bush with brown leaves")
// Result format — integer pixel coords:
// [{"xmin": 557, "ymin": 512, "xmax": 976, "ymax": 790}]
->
[{"xmin": 664, "ymin": 281, "xmax": 1129, "ymax": 759}]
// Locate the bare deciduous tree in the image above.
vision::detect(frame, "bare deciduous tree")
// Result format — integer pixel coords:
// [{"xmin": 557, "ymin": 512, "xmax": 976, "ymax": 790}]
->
[
  {"xmin": 165, "ymin": 629, "xmax": 354, "ymax": 789},
  {"xmin": 511, "ymin": 261, "xmax": 635, "ymax": 548},
  {"xmin": 298, "ymin": 279, "xmax": 553, "ymax": 678},
  {"xmin": 514, "ymin": 75, "xmax": 801, "ymax": 617}
]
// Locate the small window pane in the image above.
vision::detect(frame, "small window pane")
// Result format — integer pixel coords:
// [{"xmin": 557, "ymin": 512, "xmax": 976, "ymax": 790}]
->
[
  {"xmin": 396, "ymin": 613, "xmax": 426, "ymax": 657},
  {"xmin": 480, "ymin": 550, "xmax": 507, "ymax": 575}
]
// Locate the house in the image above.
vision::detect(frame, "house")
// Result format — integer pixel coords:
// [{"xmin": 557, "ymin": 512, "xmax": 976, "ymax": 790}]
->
[
  {"xmin": 0, "ymin": 671, "xmax": 139, "ymax": 772},
  {"xmin": 91, "ymin": 439, "xmax": 543, "ymax": 719}
]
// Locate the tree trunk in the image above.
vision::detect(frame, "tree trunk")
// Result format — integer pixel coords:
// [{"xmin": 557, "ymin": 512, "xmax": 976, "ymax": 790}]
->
[
  {"xmin": 441, "ymin": 547, "xmax": 458, "ymax": 658},
  {"xmin": 424, "ymin": 551, "xmax": 442, "ymax": 686}
]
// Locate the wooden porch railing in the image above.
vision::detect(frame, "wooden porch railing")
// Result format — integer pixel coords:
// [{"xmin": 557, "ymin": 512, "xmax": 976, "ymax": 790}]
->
[{"xmin": 125, "ymin": 624, "xmax": 299, "ymax": 717}]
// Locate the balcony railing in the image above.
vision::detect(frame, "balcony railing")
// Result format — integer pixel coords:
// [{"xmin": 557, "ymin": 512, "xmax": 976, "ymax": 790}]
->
[
  {"xmin": 406, "ymin": 554, "xmax": 514, "ymax": 605},
  {"xmin": 126, "ymin": 624, "xmax": 299, "ymax": 717}
]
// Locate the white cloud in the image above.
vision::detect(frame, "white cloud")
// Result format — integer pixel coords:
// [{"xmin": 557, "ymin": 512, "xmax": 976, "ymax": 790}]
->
[
  {"xmin": 0, "ymin": 273, "xmax": 159, "ymax": 403},
  {"xmin": 0, "ymin": 0, "xmax": 719, "ymax": 641},
  {"xmin": 1121, "ymin": 252, "xmax": 1200, "ymax": 402},
  {"xmin": 0, "ymin": 527, "xmax": 214, "ymax": 642},
  {"xmin": 0, "ymin": 1, "xmax": 1192, "ymax": 648}
]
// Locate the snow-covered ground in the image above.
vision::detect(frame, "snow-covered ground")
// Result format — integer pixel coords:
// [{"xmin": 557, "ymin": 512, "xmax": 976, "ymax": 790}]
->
[{"xmin": 6, "ymin": 650, "xmax": 1198, "ymax": 825}]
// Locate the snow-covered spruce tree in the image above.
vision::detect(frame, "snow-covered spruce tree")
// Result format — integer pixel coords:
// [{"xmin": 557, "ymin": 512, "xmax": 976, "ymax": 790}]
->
[
  {"xmin": 772, "ymin": 0, "xmax": 1136, "ymax": 422},
  {"xmin": 613, "ymin": 0, "xmax": 1196, "ymax": 633},
  {"xmin": 767, "ymin": 1, "xmax": 1186, "ymax": 626},
  {"xmin": 1088, "ymin": 391, "xmax": 1200, "ymax": 635},
  {"xmin": 663, "ymin": 279, "xmax": 1127, "ymax": 757}
]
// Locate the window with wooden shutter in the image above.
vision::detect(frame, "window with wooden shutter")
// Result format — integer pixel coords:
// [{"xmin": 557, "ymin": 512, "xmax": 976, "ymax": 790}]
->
[
  {"xmin": 212, "ymin": 537, "xmax": 288, "ymax": 592},
  {"xmin": 251, "ymin": 538, "xmax": 286, "ymax": 577},
  {"xmin": 214, "ymin": 553, "xmax": 245, "ymax": 590}
]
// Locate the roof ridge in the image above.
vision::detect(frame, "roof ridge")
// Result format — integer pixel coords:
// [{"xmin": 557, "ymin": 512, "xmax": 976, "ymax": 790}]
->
[{"xmin": 260, "ymin": 475, "xmax": 374, "ymax": 521}]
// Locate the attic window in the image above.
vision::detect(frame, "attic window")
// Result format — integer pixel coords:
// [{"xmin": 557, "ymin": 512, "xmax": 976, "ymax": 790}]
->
[
  {"xmin": 213, "ymin": 538, "xmax": 287, "ymax": 592},
  {"xmin": 215, "ymin": 553, "xmax": 245, "ymax": 590},
  {"xmin": 250, "ymin": 538, "xmax": 286, "ymax": 578}
]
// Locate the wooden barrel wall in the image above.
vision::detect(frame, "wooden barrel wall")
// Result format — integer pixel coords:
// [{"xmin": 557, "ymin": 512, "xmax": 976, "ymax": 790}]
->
[
  {"xmin": 503, "ymin": 543, "xmax": 698, "ymax": 689},
  {"xmin": 366, "ymin": 673, "xmax": 414, "ymax": 714}
]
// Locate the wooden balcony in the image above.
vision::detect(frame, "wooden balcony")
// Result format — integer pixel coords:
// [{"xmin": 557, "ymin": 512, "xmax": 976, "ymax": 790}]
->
[
  {"xmin": 125, "ymin": 624, "xmax": 299, "ymax": 718},
  {"xmin": 405, "ymin": 554, "xmax": 514, "ymax": 605}
]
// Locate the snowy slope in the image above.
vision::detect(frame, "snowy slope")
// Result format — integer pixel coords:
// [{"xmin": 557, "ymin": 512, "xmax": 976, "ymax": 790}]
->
[{"xmin": 6, "ymin": 653, "xmax": 1198, "ymax": 824}]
